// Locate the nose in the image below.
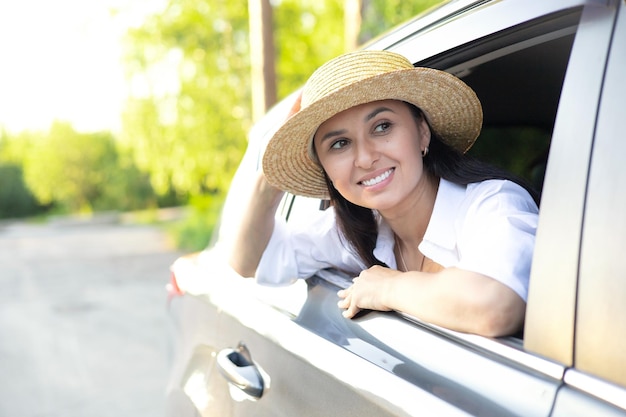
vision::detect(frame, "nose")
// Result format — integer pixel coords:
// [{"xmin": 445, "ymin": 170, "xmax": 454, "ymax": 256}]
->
[{"xmin": 354, "ymin": 139, "xmax": 379, "ymax": 169}]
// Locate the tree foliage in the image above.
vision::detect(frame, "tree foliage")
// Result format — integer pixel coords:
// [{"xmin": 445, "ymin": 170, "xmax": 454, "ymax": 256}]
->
[
  {"xmin": 360, "ymin": 0, "xmax": 443, "ymax": 43},
  {"xmin": 121, "ymin": 0, "xmax": 437, "ymax": 200},
  {"xmin": 273, "ymin": 0, "xmax": 346, "ymax": 98},
  {"xmin": 0, "ymin": 130, "xmax": 46, "ymax": 217},
  {"xmin": 122, "ymin": 0, "xmax": 252, "ymax": 198},
  {"xmin": 0, "ymin": 0, "xmax": 441, "ymax": 223},
  {"xmin": 22, "ymin": 123, "xmax": 117, "ymax": 211},
  {"xmin": 0, "ymin": 163, "xmax": 41, "ymax": 218},
  {"xmin": 0, "ymin": 123, "xmax": 157, "ymax": 215}
]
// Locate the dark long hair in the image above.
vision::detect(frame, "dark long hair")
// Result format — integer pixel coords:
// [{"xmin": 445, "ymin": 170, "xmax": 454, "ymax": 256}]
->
[{"xmin": 320, "ymin": 102, "xmax": 539, "ymax": 268}]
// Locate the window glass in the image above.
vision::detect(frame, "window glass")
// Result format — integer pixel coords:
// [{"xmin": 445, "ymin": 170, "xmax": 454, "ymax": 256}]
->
[{"xmin": 464, "ymin": 34, "xmax": 575, "ymax": 198}]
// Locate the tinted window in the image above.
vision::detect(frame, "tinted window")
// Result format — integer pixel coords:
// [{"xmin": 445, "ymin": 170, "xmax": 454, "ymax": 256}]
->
[{"xmin": 463, "ymin": 34, "xmax": 575, "ymax": 198}]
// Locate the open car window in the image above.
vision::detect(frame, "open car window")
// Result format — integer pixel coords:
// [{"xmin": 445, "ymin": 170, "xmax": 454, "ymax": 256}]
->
[{"xmin": 283, "ymin": 11, "xmax": 578, "ymax": 256}]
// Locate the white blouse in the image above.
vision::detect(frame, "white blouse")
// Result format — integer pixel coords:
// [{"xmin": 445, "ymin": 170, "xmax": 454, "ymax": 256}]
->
[{"xmin": 256, "ymin": 179, "xmax": 538, "ymax": 301}]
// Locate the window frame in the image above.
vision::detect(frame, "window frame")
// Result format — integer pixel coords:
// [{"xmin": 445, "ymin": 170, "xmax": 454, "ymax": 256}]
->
[
  {"xmin": 565, "ymin": 0, "xmax": 626, "ymax": 408},
  {"xmin": 523, "ymin": 1, "xmax": 620, "ymax": 366}
]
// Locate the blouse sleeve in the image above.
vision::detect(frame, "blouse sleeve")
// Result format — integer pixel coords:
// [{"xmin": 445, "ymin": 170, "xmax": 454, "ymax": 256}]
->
[
  {"xmin": 255, "ymin": 207, "xmax": 364, "ymax": 286},
  {"xmin": 456, "ymin": 180, "xmax": 538, "ymax": 301}
]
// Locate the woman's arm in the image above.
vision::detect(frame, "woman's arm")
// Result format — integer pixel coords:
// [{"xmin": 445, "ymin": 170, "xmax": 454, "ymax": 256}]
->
[
  {"xmin": 228, "ymin": 173, "xmax": 284, "ymax": 277},
  {"xmin": 228, "ymin": 94, "xmax": 302, "ymax": 278},
  {"xmin": 337, "ymin": 266, "xmax": 525, "ymax": 337}
]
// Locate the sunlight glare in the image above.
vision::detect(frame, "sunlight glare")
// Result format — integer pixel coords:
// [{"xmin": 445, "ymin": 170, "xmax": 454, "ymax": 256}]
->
[{"xmin": 0, "ymin": 0, "xmax": 165, "ymax": 133}]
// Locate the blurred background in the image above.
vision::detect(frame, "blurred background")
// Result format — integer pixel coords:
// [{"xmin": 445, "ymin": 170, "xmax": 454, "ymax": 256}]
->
[
  {"xmin": 0, "ymin": 1, "xmax": 441, "ymax": 416},
  {"xmin": 0, "ymin": 0, "xmax": 441, "ymax": 249}
]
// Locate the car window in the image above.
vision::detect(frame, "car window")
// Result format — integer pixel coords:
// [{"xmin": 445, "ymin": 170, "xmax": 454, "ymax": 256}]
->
[
  {"xmin": 284, "ymin": 14, "xmax": 578, "ymax": 280},
  {"xmin": 447, "ymin": 26, "xmax": 576, "ymax": 200}
]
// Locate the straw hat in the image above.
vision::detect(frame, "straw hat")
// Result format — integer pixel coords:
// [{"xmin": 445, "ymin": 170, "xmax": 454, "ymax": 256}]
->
[{"xmin": 262, "ymin": 50, "xmax": 483, "ymax": 199}]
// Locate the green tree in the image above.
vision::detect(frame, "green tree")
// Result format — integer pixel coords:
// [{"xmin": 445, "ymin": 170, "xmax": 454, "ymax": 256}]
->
[
  {"xmin": 122, "ymin": 0, "xmax": 251, "ymax": 199},
  {"xmin": 22, "ymin": 123, "xmax": 122, "ymax": 213},
  {"xmin": 0, "ymin": 130, "xmax": 46, "ymax": 218},
  {"xmin": 1, "ymin": 125, "xmax": 158, "ymax": 216},
  {"xmin": 122, "ymin": 0, "xmax": 351, "ymax": 200},
  {"xmin": 95, "ymin": 146, "xmax": 160, "ymax": 212},
  {"xmin": 359, "ymin": 0, "xmax": 443, "ymax": 43},
  {"xmin": 120, "ymin": 0, "xmax": 442, "ymax": 249},
  {"xmin": 274, "ymin": 0, "xmax": 443, "ymax": 97},
  {"xmin": 0, "ymin": 163, "xmax": 41, "ymax": 218},
  {"xmin": 121, "ymin": 0, "xmax": 442, "ymax": 200},
  {"xmin": 273, "ymin": 0, "xmax": 346, "ymax": 98},
  {"xmin": 0, "ymin": 129, "xmax": 38, "ymax": 165}
]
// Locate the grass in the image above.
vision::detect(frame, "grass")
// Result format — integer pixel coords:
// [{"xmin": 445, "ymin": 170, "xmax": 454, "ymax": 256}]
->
[{"xmin": 164, "ymin": 194, "xmax": 225, "ymax": 251}]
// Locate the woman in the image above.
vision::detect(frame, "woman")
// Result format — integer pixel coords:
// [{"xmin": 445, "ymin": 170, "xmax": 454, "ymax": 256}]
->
[{"xmin": 229, "ymin": 50, "xmax": 538, "ymax": 337}]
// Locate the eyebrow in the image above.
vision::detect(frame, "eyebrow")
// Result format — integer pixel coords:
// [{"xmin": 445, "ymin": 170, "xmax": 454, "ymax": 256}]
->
[
  {"xmin": 365, "ymin": 106, "xmax": 394, "ymax": 121},
  {"xmin": 318, "ymin": 106, "xmax": 396, "ymax": 143},
  {"xmin": 319, "ymin": 128, "xmax": 348, "ymax": 143}
]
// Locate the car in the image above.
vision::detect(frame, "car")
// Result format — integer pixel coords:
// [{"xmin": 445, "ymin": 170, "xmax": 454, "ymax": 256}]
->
[{"xmin": 165, "ymin": 0, "xmax": 626, "ymax": 415}]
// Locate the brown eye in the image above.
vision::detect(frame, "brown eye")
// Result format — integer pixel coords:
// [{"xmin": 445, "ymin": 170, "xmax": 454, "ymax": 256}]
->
[
  {"xmin": 330, "ymin": 139, "xmax": 349, "ymax": 150},
  {"xmin": 374, "ymin": 121, "xmax": 392, "ymax": 133}
]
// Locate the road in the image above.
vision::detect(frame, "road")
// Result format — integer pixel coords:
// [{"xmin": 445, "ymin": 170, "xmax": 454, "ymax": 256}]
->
[{"xmin": 0, "ymin": 216, "xmax": 187, "ymax": 417}]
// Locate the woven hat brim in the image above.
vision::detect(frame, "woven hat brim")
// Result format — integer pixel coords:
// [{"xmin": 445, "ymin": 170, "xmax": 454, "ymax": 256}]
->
[{"xmin": 263, "ymin": 67, "xmax": 482, "ymax": 199}]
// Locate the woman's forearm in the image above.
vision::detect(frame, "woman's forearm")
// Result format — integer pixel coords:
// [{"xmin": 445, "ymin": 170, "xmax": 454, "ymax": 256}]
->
[
  {"xmin": 387, "ymin": 268, "xmax": 526, "ymax": 337},
  {"xmin": 229, "ymin": 93, "xmax": 300, "ymax": 277},
  {"xmin": 228, "ymin": 172, "xmax": 285, "ymax": 277},
  {"xmin": 340, "ymin": 266, "xmax": 525, "ymax": 337}
]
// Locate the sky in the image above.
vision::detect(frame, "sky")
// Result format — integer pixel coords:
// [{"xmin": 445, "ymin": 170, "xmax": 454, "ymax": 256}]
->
[{"xmin": 0, "ymin": 0, "xmax": 165, "ymax": 134}]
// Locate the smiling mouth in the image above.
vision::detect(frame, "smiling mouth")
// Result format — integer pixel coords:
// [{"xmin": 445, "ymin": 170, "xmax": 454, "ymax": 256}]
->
[{"xmin": 360, "ymin": 168, "xmax": 394, "ymax": 187}]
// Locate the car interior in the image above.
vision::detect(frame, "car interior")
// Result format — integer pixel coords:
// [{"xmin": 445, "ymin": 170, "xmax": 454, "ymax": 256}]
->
[{"xmin": 424, "ymin": 11, "xmax": 579, "ymax": 201}]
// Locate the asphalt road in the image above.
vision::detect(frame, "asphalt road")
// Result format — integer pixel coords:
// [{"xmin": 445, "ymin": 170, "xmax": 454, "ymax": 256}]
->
[{"xmin": 0, "ymin": 216, "xmax": 186, "ymax": 417}]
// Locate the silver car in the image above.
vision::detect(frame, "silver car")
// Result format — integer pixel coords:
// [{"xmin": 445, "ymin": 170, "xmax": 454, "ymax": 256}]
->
[{"xmin": 166, "ymin": 0, "xmax": 626, "ymax": 415}]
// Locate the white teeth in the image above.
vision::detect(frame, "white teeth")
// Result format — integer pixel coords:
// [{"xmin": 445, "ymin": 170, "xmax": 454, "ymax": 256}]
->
[{"xmin": 361, "ymin": 169, "xmax": 393, "ymax": 186}]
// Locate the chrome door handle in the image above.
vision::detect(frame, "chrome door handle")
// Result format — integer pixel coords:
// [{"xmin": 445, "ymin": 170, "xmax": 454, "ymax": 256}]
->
[{"xmin": 216, "ymin": 342, "xmax": 264, "ymax": 399}]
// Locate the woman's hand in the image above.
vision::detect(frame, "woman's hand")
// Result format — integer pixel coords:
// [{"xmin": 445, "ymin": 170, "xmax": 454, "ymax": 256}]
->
[
  {"xmin": 337, "ymin": 265, "xmax": 526, "ymax": 337},
  {"xmin": 337, "ymin": 265, "xmax": 401, "ymax": 318},
  {"xmin": 287, "ymin": 91, "xmax": 302, "ymax": 118}
]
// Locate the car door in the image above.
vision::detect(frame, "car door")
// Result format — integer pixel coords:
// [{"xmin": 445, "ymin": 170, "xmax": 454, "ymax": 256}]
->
[{"xmin": 548, "ymin": 0, "xmax": 626, "ymax": 414}]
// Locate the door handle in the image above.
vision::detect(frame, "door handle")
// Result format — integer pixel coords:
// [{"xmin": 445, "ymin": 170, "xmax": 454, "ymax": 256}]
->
[{"xmin": 217, "ymin": 342, "xmax": 265, "ymax": 399}]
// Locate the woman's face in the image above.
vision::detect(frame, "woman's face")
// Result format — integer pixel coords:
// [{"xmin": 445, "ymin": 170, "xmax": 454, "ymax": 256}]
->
[{"xmin": 313, "ymin": 100, "xmax": 431, "ymax": 213}]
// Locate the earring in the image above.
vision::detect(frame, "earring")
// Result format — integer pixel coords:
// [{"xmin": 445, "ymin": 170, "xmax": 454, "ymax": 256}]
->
[{"xmin": 422, "ymin": 146, "xmax": 429, "ymax": 157}]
